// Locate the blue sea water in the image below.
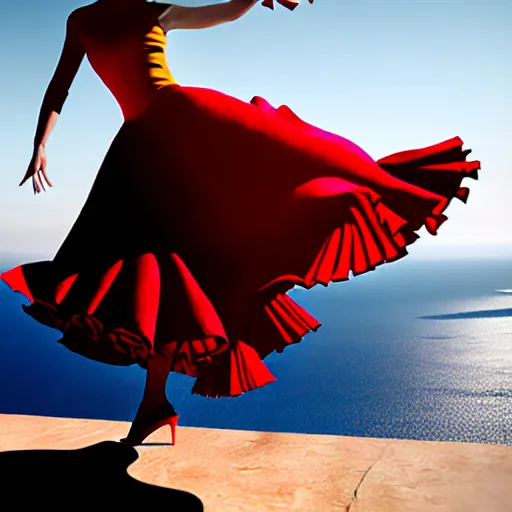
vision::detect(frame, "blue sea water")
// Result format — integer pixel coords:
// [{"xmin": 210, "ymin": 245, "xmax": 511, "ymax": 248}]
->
[{"xmin": 0, "ymin": 255, "xmax": 511, "ymax": 446}]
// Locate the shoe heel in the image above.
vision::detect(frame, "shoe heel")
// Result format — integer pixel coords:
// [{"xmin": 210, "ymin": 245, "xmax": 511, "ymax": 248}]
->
[{"xmin": 169, "ymin": 415, "xmax": 178, "ymax": 445}]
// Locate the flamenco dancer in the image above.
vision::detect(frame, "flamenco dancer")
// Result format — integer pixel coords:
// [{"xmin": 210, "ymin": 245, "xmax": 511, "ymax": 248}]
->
[{"xmin": 1, "ymin": 0, "xmax": 480, "ymax": 445}]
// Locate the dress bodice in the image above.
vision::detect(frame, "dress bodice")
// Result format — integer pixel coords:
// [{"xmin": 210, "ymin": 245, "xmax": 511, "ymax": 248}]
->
[{"xmin": 74, "ymin": 1, "xmax": 177, "ymax": 120}]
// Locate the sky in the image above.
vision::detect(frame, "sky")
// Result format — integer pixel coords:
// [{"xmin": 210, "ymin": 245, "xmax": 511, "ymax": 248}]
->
[{"xmin": 0, "ymin": 0, "xmax": 510, "ymax": 260}]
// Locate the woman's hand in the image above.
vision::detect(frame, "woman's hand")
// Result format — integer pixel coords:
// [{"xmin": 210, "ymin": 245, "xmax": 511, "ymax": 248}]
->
[
  {"xmin": 19, "ymin": 144, "xmax": 53, "ymax": 194},
  {"xmin": 261, "ymin": 0, "xmax": 314, "ymax": 11}
]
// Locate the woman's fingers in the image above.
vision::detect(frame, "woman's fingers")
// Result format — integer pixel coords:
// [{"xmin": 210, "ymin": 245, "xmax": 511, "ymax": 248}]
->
[
  {"xmin": 41, "ymin": 160, "xmax": 53, "ymax": 187},
  {"xmin": 38, "ymin": 170, "xmax": 46, "ymax": 192},
  {"xmin": 21, "ymin": 159, "xmax": 52, "ymax": 194},
  {"xmin": 262, "ymin": 0, "xmax": 312, "ymax": 10},
  {"xmin": 32, "ymin": 171, "xmax": 42, "ymax": 194}
]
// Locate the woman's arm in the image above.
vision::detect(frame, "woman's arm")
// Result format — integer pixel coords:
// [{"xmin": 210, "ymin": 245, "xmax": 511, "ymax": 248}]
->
[
  {"xmin": 20, "ymin": 9, "xmax": 85, "ymax": 191},
  {"xmin": 157, "ymin": 0, "xmax": 259, "ymax": 31},
  {"xmin": 33, "ymin": 9, "xmax": 85, "ymax": 149}
]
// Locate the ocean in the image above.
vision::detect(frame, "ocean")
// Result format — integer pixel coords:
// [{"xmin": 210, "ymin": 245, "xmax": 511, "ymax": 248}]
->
[{"xmin": 0, "ymin": 255, "xmax": 510, "ymax": 446}]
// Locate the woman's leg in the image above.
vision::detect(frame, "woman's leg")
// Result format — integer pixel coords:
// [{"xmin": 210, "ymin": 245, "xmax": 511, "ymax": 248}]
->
[
  {"xmin": 123, "ymin": 351, "xmax": 177, "ymax": 440},
  {"xmin": 140, "ymin": 351, "xmax": 174, "ymax": 409}
]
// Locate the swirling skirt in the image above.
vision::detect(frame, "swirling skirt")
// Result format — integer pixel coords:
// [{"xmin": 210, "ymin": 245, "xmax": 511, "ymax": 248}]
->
[{"xmin": 0, "ymin": 84, "xmax": 480, "ymax": 397}]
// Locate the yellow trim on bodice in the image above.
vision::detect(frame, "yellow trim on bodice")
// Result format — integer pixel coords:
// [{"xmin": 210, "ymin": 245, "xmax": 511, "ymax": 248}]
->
[{"xmin": 143, "ymin": 24, "xmax": 178, "ymax": 87}]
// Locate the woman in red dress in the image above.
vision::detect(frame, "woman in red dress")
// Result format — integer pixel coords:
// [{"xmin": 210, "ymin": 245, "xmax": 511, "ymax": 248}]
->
[{"xmin": 3, "ymin": 0, "xmax": 479, "ymax": 445}]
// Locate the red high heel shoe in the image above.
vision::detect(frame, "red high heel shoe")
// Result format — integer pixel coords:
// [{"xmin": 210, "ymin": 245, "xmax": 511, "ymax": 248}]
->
[{"xmin": 120, "ymin": 413, "xmax": 179, "ymax": 446}]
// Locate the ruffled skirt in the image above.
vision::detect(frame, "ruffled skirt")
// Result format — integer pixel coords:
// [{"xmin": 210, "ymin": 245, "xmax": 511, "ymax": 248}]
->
[{"xmin": 0, "ymin": 85, "xmax": 480, "ymax": 397}]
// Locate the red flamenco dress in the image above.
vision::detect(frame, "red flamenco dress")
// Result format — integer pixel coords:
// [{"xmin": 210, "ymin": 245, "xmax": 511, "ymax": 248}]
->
[{"xmin": 1, "ymin": 2, "xmax": 480, "ymax": 397}]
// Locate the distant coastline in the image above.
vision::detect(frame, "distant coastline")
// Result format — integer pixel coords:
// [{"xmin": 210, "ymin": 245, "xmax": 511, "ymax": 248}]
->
[{"xmin": 406, "ymin": 244, "xmax": 512, "ymax": 260}]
